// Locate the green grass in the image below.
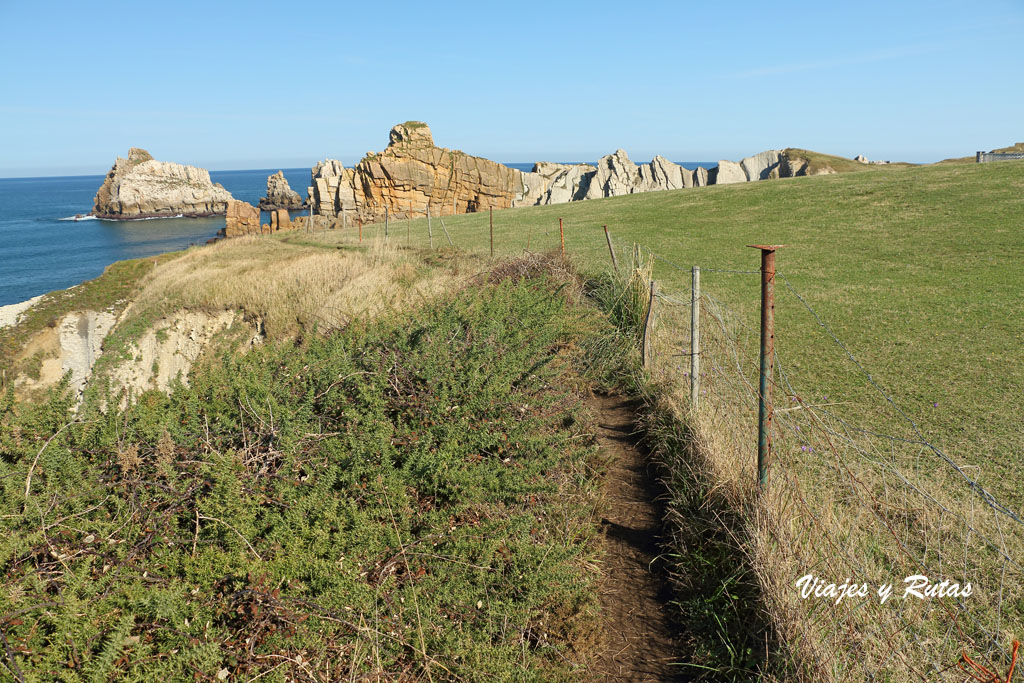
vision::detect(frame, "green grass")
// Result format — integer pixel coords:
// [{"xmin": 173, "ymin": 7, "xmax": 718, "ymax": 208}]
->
[
  {"xmin": 0, "ymin": 274, "xmax": 617, "ymax": 681},
  {"xmin": 333, "ymin": 161, "xmax": 1024, "ymax": 508}
]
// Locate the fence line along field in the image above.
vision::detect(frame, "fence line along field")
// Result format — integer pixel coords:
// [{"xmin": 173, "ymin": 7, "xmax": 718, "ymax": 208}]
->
[{"xmin": 292, "ymin": 158, "xmax": 1023, "ymax": 679}]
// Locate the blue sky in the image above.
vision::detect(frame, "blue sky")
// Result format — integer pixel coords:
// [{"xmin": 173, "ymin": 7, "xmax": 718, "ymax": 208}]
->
[{"xmin": 1, "ymin": 0, "xmax": 1021, "ymax": 176}]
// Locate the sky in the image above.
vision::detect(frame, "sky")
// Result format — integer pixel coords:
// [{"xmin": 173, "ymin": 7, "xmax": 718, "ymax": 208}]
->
[{"xmin": 1, "ymin": 0, "xmax": 1022, "ymax": 177}]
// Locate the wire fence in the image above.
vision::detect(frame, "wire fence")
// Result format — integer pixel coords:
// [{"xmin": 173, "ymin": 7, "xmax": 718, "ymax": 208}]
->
[
  {"xmin": 618, "ymin": 240, "xmax": 1022, "ymax": 680},
  {"xmin": 293, "ymin": 209, "xmax": 1022, "ymax": 680}
]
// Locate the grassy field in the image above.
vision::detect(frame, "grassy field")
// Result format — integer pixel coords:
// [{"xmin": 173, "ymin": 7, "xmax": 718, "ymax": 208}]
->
[
  {"xmin": 319, "ymin": 161, "xmax": 1024, "ymax": 508},
  {"xmin": 297, "ymin": 160, "xmax": 1024, "ymax": 678}
]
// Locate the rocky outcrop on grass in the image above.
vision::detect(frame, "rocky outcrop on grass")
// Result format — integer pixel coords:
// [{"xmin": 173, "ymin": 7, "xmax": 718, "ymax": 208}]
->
[
  {"xmin": 92, "ymin": 148, "xmax": 233, "ymax": 219},
  {"xmin": 311, "ymin": 121, "xmax": 529, "ymax": 224},
  {"xmin": 309, "ymin": 122, "xmax": 751, "ymax": 224},
  {"xmin": 224, "ymin": 199, "xmax": 261, "ymax": 237},
  {"xmin": 305, "ymin": 121, "xmax": 877, "ymax": 222}
]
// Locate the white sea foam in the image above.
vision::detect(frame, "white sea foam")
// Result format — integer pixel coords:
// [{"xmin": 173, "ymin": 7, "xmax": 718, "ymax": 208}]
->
[
  {"xmin": 59, "ymin": 213, "xmax": 190, "ymax": 222},
  {"xmin": 123, "ymin": 214, "xmax": 185, "ymax": 221}
]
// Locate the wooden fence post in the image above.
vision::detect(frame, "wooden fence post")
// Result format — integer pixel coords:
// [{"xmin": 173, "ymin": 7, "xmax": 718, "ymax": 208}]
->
[
  {"xmin": 641, "ymin": 280, "xmax": 656, "ymax": 368},
  {"xmin": 427, "ymin": 211, "xmax": 433, "ymax": 249},
  {"xmin": 438, "ymin": 216, "xmax": 453, "ymax": 246},
  {"xmin": 604, "ymin": 225, "xmax": 618, "ymax": 274},
  {"xmin": 690, "ymin": 266, "xmax": 700, "ymax": 409}
]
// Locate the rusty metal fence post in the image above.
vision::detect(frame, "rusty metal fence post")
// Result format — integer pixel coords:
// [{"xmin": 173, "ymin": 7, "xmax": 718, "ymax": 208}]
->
[{"xmin": 748, "ymin": 245, "xmax": 785, "ymax": 489}]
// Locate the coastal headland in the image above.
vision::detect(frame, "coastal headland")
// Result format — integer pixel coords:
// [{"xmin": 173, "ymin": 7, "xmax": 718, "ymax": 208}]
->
[{"xmin": 92, "ymin": 121, "xmax": 890, "ymax": 229}]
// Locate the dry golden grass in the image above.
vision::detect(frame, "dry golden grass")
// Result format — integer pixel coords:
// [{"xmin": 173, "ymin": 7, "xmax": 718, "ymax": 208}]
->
[{"xmin": 133, "ymin": 237, "xmax": 460, "ymax": 339}]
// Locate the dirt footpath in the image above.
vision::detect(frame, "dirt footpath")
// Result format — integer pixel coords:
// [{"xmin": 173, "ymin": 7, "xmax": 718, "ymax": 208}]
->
[{"xmin": 589, "ymin": 393, "xmax": 688, "ymax": 681}]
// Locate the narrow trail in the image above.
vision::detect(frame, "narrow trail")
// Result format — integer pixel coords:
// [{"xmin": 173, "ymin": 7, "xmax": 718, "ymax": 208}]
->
[{"xmin": 589, "ymin": 393, "xmax": 687, "ymax": 681}]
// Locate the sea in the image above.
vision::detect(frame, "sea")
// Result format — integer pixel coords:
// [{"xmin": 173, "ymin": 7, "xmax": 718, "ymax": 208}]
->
[{"xmin": 0, "ymin": 162, "xmax": 715, "ymax": 306}]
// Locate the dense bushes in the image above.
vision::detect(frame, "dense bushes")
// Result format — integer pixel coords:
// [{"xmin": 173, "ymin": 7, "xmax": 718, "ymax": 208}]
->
[{"xmin": 0, "ymin": 278, "xmax": 609, "ymax": 681}]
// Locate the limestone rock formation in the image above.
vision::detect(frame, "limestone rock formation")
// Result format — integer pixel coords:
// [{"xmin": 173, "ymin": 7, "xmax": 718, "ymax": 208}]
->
[
  {"xmin": 740, "ymin": 150, "xmax": 783, "ymax": 181},
  {"xmin": 311, "ymin": 122, "xmax": 531, "ymax": 224},
  {"xmin": 92, "ymin": 148, "xmax": 232, "ymax": 219},
  {"xmin": 586, "ymin": 149, "xmax": 642, "ymax": 199},
  {"xmin": 302, "ymin": 122, "xmax": 850, "ymax": 222},
  {"xmin": 526, "ymin": 162, "xmax": 596, "ymax": 204},
  {"xmin": 270, "ymin": 209, "xmax": 291, "ymax": 231},
  {"xmin": 713, "ymin": 160, "xmax": 747, "ymax": 185},
  {"xmin": 639, "ymin": 155, "xmax": 691, "ymax": 191},
  {"xmin": 528, "ymin": 152, "xmax": 691, "ymax": 204},
  {"xmin": 221, "ymin": 201, "xmax": 306, "ymax": 238},
  {"xmin": 223, "ymin": 199, "xmax": 261, "ymax": 237},
  {"xmin": 692, "ymin": 166, "xmax": 710, "ymax": 187},
  {"xmin": 259, "ymin": 171, "xmax": 305, "ymax": 210}
]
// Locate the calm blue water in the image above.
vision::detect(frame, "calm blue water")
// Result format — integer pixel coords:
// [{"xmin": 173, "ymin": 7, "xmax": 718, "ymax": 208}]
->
[
  {"xmin": 1, "ymin": 161, "xmax": 716, "ymax": 306},
  {"xmin": 0, "ymin": 168, "xmax": 310, "ymax": 306}
]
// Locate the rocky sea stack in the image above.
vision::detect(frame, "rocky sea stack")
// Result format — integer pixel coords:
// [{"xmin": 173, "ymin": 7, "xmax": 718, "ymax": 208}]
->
[
  {"xmin": 258, "ymin": 171, "xmax": 305, "ymax": 210},
  {"xmin": 92, "ymin": 148, "xmax": 233, "ymax": 219}
]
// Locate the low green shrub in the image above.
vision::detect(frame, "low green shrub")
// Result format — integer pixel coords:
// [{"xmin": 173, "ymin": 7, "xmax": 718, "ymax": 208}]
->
[{"xmin": 0, "ymin": 278, "xmax": 608, "ymax": 681}]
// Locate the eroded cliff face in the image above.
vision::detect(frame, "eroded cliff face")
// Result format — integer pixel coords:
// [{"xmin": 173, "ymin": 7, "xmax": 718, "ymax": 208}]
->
[
  {"xmin": 11, "ymin": 305, "xmax": 256, "ymax": 408},
  {"xmin": 92, "ymin": 148, "xmax": 233, "ymax": 219},
  {"xmin": 13, "ymin": 310, "xmax": 117, "ymax": 400}
]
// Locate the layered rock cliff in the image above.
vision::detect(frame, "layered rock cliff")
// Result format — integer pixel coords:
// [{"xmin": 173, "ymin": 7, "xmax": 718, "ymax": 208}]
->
[
  {"xmin": 259, "ymin": 171, "xmax": 305, "ymax": 210},
  {"xmin": 92, "ymin": 148, "xmax": 233, "ymax": 219},
  {"xmin": 301, "ymin": 121, "xmax": 853, "ymax": 225},
  {"xmin": 308, "ymin": 123, "xmax": 734, "ymax": 224},
  {"xmin": 311, "ymin": 122, "xmax": 531, "ymax": 224}
]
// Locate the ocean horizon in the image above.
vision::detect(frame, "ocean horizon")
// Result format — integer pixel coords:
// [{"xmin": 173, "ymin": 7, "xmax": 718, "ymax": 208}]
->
[{"xmin": 0, "ymin": 161, "xmax": 717, "ymax": 306}]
